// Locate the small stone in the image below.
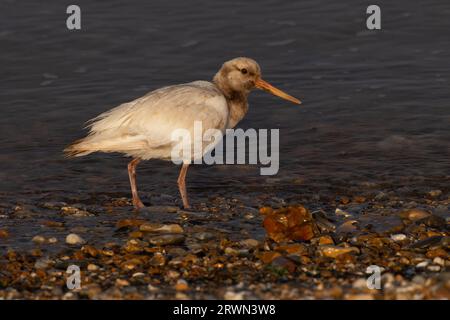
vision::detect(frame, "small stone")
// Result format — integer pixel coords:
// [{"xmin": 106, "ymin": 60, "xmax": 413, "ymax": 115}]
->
[
  {"xmin": 129, "ymin": 231, "xmax": 144, "ymax": 238},
  {"xmin": 147, "ymin": 234, "xmax": 185, "ymax": 246},
  {"xmin": 224, "ymin": 290, "xmax": 245, "ymax": 300},
  {"xmin": 410, "ymin": 236, "xmax": 443, "ymax": 249},
  {"xmin": 116, "ymin": 219, "xmax": 146, "ymax": 229},
  {"xmin": 42, "ymin": 201, "xmax": 67, "ymax": 209},
  {"xmin": 41, "ymin": 220, "xmax": 64, "ymax": 228},
  {"xmin": 123, "ymin": 239, "xmax": 145, "ymax": 253},
  {"xmin": 244, "ymin": 213, "xmax": 255, "ymax": 220},
  {"xmin": 262, "ymin": 205, "xmax": 315, "ymax": 242},
  {"xmin": 61, "ymin": 206, "xmax": 92, "ymax": 217},
  {"xmin": 147, "ymin": 284, "xmax": 159, "ymax": 292},
  {"xmin": 259, "ymin": 207, "xmax": 274, "ymax": 215},
  {"xmin": 167, "ymin": 270, "xmax": 181, "ymax": 279},
  {"xmin": 149, "ymin": 252, "xmax": 166, "ymax": 266},
  {"xmin": 140, "ymin": 223, "xmax": 184, "ymax": 234},
  {"xmin": 400, "ymin": 208, "xmax": 431, "ymax": 221},
  {"xmin": 132, "ymin": 272, "xmax": 145, "ymax": 278},
  {"xmin": 194, "ymin": 232, "xmax": 215, "ymax": 241},
  {"xmin": 240, "ymin": 239, "xmax": 259, "ymax": 248},
  {"xmin": 318, "ymin": 245, "xmax": 360, "ymax": 258},
  {"xmin": 270, "ymin": 256, "xmax": 297, "ymax": 274},
  {"xmin": 416, "ymin": 261, "xmax": 429, "ymax": 268},
  {"xmin": 433, "ymin": 257, "xmax": 445, "ymax": 267},
  {"xmin": 48, "ymin": 237, "xmax": 58, "ymax": 244},
  {"xmin": 225, "ymin": 247, "xmax": 239, "ymax": 255},
  {"xmin": 390, "ymin": 234, "xmax": 407, "ymax": 242},
  {"xmin": 260, "ymin": 251, "xmax": 282, "ymax": 264},
  {"xmin": 87, "ymin": 264, "xmax": 99, "ymax": 271},
  {"xmin": 115, "ymin": 279, "xmax": 130, "ymax": 287},
  {"xmin": 175, "ymin": 279, "xmax": 189, "ymax": 291},
  {"xmin": 411, "ymin": 275, "xmax": 426, "ymax": 285},
  {"xmin": 428, "ymin": 190, "xmax": 442, "ymax": 198},
  {"xmin": 374, "ymin": 192, "xmax": 388, "ymax": 201},
  {"xmin": 340, "ymin": 196, "xmax": 350, "ymax": 204},
  {"xmin": 34, "ymin": 257, "xmax": 52, "ymax": 269},
  {"xmin": 318, "ymin": 235, "xmax": 334, "ymax": 245},
  {"xmin": 276, "ymin": 243, "xmax": 307, "ymax": 256},
  {"xmin": 336, "ymin": 220, "xmax": 358, "ymax": 233},
  {"xmin": 65, "ymin": 233, "xmax": 86, "ymax": 245},
  {"xmin": 352, "ymin": 278, "xmax": 369, "ymax": 290},
  {"xmin": 0, "ymin": 229, "xmax": 9, "ymax": 238},
  {"xmin": 82, "ymin": 245, "xmax": 99, "ymax": 257},
  {"xmin": 335, "ymin": 208, "xmax": 353, "ymax": 218},
  {"xmin": 32, "ymin": 235, "xmax": 46, "ymax": 244},
  {"xmin": 353, "ymin": 196, "xmax": 366, "ymax": 203},
  {"xmin": 345, "ymin": 293, "xmax": 374, "ymax": 300},
  {"xmin": 427, "ymin": 265, "xmax": 441, "ymax": 272}
]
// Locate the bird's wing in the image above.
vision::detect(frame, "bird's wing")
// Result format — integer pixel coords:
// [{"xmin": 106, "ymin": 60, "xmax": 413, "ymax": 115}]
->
[{"xmin": 84, "ymin": 81, "xmax": 229, "ymax": 150}]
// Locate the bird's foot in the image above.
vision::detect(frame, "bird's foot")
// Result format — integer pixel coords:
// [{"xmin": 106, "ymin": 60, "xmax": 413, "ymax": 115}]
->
[
  {"xmin": 133, "ymin": 199, "xmax": 145, "ymax": 210},
  {"xmin": 182, "ymin": 201, "xmax": 191, "ymax": 210}
]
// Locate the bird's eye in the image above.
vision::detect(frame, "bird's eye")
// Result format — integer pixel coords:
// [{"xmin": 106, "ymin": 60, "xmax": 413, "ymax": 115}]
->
[{"xmin": 241, "ymin": 68, "xmax": 248, "ymax": 74}]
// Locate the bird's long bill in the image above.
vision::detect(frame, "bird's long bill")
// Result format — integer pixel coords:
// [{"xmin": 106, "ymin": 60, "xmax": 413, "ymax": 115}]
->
[{"xmin": 255, "ymin": 79, "xmax": 301, "ymax": 105}]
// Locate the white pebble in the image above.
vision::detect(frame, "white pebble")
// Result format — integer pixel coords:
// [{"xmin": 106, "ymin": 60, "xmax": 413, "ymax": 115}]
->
[
  {"xmin": 65, "ymin": 233, "xmax": 85, "ymax": 245},
  {"xmin": 48, "ymin": 237, "xmax": 58, "ymax": 244},
  {"xmin": 390, "ymin": 234, "xmax": 407, "ymax": 241},
  {"xmin": 224, "ymin": 290, "xmax": 245, "ymax": 300},
  {"xmin": 432, "ymin": 257, "xmax": 445, "ymax": 267},
  {"xmin": 335, "ymin": 208, "xmax": 353, "ymax": 218},
  {"xmin": 87, "ymin": 264, "xmax": 99, "ymax": 271},
  {"xmin": 32, "ymin": 235, "xmax": 46, "ymax": 244},
  {"xmin": 427, "ymin": 265, "xmax": 441, "ymax": 272},
  {"xmin": 416, "ymin": 261, "xmax": 429, "ymax": 268}
]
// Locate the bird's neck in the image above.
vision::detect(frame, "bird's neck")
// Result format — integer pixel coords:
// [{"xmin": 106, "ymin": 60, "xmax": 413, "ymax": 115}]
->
[{"xmin": 213, "ymin": 73, "xmax": 249, "ymax": 128}]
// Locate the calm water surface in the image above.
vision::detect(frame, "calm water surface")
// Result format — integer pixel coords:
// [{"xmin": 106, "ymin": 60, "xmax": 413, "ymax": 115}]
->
[{"xmin": 0, "ymin": 1, "xmax": 448, "ymax": 250}]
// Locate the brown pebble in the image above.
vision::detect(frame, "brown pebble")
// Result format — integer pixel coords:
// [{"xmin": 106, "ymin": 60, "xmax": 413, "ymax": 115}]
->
[
  {"xmin": 175, "ymin": 279, "xmax": 189, "ymax": 291},
  {"xmin": 276, "ymin": 244, "xmax": 307, "ymax": 256},
  {"xmin": 340, "ymin": 196, "xmax": 350, "ymax": 204},
  {"xmin": 40, "ymin": 220, "xmax": 64, "ymax": 228},
  {"xmin": 426, "ymin": 248, "xmax": 448, "ymax": 259},
  {"xmin": 318, "ymin": 235, "xmax": 334, "ymax": 245},
  {"xmin": 140, "ymin": 223, "xmax": 184, "ymax": 234},
  {"xmin": 116, "ymin": 219, "xmax": 146, "ymax": 229},
  {"xmin": 318, "ymin": 245, "xmax": 360, "ymax": 258},
  {"xmin": 0, "ymin": 229, "xmax": 9, "ymax": 238},
  {"xmin": 262, "ymin": 206, "xmax": 315, "ymax": 242},
  {"xmin": 271, "ymin": 256, "xmax": 297, "ymax": 274},
  {"xmin": 81, "ymin": 245, "xmax": 99, "ymax": 257},
  {"xmin": 260, "ymin": 251, "xmax": 282, "ymax": 264},
  {"xmin": 400, "ymin": 208, "xmax": 430, "ymax": 221},
  {"xmin": 353, "ymin": 196, "xmax": 366, "ymax": 203}
]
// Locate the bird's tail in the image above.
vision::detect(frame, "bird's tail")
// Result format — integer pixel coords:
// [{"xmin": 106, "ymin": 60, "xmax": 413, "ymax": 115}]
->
[{"xmin": 63, "ymin": 138, "xmax": 96, "ymax": 158}]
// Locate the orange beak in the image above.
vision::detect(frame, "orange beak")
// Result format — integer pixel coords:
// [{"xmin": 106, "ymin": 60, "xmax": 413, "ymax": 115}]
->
[{"xmin": 255, "ymin": 78, "xmax": 301, "ymax": 105}]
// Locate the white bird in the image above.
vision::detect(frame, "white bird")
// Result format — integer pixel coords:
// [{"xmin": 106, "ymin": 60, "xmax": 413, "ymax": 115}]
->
[{"xmin": 64, "ymin": 57, "xmax": 300, "ymax": 210}]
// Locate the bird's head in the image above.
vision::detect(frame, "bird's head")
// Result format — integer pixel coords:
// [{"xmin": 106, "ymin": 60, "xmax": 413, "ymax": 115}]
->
[{"xmin": 213, "ymin": 57, "xmax": 301, "ymax": 104}]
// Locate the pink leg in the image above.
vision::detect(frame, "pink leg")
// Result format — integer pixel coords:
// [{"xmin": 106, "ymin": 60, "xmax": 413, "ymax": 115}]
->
[
  {"xmin": 177, "ymin": 163, "xmax": 191, "ymax": 209},
  {"xmin": 127, "ymin": 158, "xmax": 145, "ymax": 209}
]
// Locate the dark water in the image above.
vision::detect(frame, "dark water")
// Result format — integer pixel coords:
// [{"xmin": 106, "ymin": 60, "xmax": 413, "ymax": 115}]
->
[{"xmin": 0, "ymin": 1, "xmax": 449, "ymax": 250}]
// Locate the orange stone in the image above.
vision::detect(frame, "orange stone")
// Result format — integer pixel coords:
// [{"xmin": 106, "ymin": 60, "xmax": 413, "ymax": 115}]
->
[
  {"xmin": 260, "ymin": 251, "xmax": 282, "ymax": 264},
  {"xmin": 0, "ymin": 229, "xmax": 9, "ymax": 238}
]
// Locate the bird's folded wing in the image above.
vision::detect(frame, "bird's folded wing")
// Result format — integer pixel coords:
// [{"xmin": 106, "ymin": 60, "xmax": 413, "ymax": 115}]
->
[{"xmin": 84, "ymin": 82, "xmax": 229, "ymax": 150}]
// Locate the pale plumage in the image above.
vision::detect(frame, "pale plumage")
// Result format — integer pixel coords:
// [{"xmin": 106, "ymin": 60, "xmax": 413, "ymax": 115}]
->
[
  {"xmin": 65, "ymin": 57, "xmax": 300, "ymax": 209},
  {"xmin": 67, "ymin": 81, "xmax": 228, "ymax": 161}
]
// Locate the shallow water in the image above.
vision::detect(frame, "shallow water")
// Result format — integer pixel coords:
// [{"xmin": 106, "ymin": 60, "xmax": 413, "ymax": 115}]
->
[{"xmin": 0, "ymin": 0, "xmax": 449, "ymax": 252}]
